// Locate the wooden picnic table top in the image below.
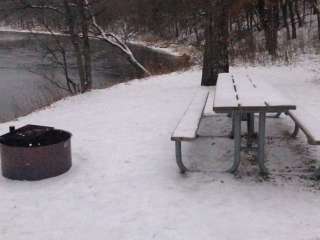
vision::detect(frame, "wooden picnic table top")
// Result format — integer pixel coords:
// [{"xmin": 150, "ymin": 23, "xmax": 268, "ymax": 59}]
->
[{"xmin": 213, "ymin": 73, "xmax": 296, "ymax": 113}]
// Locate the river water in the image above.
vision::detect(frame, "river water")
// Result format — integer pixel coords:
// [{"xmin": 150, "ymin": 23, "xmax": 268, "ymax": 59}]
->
[{"xmin": 0, "ymin": 31, "xmax": 185, "ymax": 122}]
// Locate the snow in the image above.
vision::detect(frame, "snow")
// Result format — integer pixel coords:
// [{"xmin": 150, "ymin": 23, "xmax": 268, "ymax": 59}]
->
[
  {"xmin": 1, "ymin": 57, "xmax": 320, "ymax": 239},
  {"xmin": 214, "ymin": 72, "xmax": 296, "ymax": 110}
]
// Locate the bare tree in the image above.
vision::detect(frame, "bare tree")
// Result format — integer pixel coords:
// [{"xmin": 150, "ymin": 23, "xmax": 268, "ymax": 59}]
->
[
  {"xmin": 5, "ymin": 0, "xmax": 150, "ymax": 93},
  {"xmin": 257, "ymin": 0, "xmax": 279, "ymax": 58},
  {"xmin": 30, "ymin": 29, "xmax": 79, "ymax": 94}
]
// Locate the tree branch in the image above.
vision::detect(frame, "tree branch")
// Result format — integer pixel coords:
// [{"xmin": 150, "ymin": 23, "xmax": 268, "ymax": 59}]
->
[{"xmin": 83, "ymin": 0, "xmax": 151, "ymax": 76}]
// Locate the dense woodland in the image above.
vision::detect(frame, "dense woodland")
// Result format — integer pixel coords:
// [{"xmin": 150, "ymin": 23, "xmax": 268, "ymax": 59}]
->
[{"xmin": 0, "ymin": 0, "xmax": 319, "ymax": 88}]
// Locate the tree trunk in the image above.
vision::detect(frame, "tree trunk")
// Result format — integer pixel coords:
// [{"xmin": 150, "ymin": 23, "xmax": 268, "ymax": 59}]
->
[
  {"xmin": 258, "ymin": 0, "xmax": 279, "ymax": 58},
  {"xmin": 294, "ymin": 0, "xmax": 303, "ymax": 27},
  {"xmin": 63, "ymin": 0, "xmax": 87, "ymax": 93},
  {"xmin": 288, "ymin": 0, "xmax": 297, "ymax": 39},
  {"xmin": 78, "ymin": 0, "xmax": 92, "ymax": 92},
  {"xmin": 201, "ymin": 0, "xmax": 229, "ymax": 86},
  {"xmin": 314, "ymin": 0, "xmax": 320, "ymax": 40},
  {"xmin": 317, "ymin": 12, "xmax": 320, "ymax": 40},
  {"xmin": 281, "ymin": 0, "xmax": 291, "ymax": 40}
]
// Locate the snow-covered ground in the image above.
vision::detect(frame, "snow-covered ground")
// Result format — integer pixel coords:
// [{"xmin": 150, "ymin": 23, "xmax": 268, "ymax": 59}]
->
[{"xmin": 1, "ymin": 56, "xmax": 320, "ymax": 240}]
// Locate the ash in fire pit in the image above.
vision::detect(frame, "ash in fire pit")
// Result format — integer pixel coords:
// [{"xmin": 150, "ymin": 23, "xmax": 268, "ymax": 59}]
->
[{"xmin": 0, "ymin": 125, "xmax": 72, "ymax": 180}]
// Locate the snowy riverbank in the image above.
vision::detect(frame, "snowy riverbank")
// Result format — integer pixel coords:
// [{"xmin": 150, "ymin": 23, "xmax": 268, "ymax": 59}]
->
[{"xmin": 1, "ymin": 56, "xmax": 320, "ymax": 239}]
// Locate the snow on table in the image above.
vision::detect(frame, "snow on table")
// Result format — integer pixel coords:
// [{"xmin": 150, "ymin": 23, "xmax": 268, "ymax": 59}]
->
[
  {"xmin": 213, "ymin": 73, "xmax": 296, "ymax": 113},
  {"xmin": 1, "ymin": 62, "xmax": 320, "ymax": 240}
]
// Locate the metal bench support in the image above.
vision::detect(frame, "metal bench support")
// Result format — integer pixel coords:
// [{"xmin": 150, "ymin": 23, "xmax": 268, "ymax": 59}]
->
[
  {"xmin": 291, "ymin": 122, "xmax": 300, "ymax": 138},
  {"xmin": 175, "ymin": 141, "xmax": 188, "ymax": 173}
]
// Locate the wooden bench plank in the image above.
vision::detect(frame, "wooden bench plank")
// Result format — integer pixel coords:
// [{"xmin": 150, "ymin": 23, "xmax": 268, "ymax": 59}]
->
[
  {"xmin": 213, "ymin": 73, "xmax": 238, "ymax": 112},
  {"xmin": 171, "ymin": 90, "xmax": 209, "ymax": 141},
  {"xmin": 288, "ymin": 109, "xmax": 320, "ymax": 144}
]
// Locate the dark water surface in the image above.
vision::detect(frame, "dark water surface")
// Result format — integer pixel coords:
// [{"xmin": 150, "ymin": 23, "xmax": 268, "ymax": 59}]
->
[{"xmin": 0, "ymin": 31, "xmax": 186, "ymax": 122}]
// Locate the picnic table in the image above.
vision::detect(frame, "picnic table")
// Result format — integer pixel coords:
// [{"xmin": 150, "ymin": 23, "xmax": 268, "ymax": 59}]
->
[{"xmin": 213, "ymin": 73, "xmax": 296, "ymax": 174}]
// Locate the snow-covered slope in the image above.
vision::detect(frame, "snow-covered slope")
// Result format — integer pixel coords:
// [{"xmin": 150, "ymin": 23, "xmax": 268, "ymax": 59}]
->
[{"xmin": 1, "ymin": 57, "xmax": 320, "ymax": 240}]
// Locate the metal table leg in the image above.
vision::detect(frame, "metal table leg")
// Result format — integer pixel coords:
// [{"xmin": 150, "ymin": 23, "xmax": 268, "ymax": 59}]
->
[
  {"xmin": 258, "ymin": 112, "xmax": 268, "ymax": 174},
  {"xmin": 247, "ymin": 113, "xmax": 255, "ymax": 148},
  {"xmin": 229, "ymin": 113, "xmax": 235, "ymax": 139},
  {"xmin": 228, "ymin": 111, "xmax": 241, "ymax": 173}
]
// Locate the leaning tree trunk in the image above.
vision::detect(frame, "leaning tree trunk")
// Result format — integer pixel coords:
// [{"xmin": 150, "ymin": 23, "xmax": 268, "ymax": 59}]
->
[
  {"xmin": 201, "ymin": 0, "xmax": 230, "ymax": 86},
  {"xmin": 83, "ymin": 0, "xmax": 151, "ymax": 77}
]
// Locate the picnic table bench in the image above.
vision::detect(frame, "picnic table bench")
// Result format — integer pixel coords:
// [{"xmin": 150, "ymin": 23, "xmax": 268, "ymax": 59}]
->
[
  {"xmin": 287, "ymin": 108, "xmax": 320, "ymax": 177},
  {"xmin": 287, "ymin": 109, "xmax": 320, "ymax": 145},
  {"xmin": 171, "ymin": 72, "xmax": 320, "ymax": 177},
  {"xmin": 171, "ymin": 89, "xmax": 209, "ymax": 173}
]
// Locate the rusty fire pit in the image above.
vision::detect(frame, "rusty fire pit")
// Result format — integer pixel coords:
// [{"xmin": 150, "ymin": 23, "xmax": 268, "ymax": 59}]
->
[{"xmin": 0, "ymin": 125, "xmax": 72, "ymax": 181}]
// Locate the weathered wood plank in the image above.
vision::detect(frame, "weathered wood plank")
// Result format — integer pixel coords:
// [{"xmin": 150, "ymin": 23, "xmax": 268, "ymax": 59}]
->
[
  {"xmin": 213, "ymin": 73, "xmax": 238, "ymax": 112},
  {"xmin": 171, "ymin": 89, "xmax": 209, "ymax": 141},
  {"xmin": 232, "ymin": 73, "xmax": 265, "ymax": 107}
]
